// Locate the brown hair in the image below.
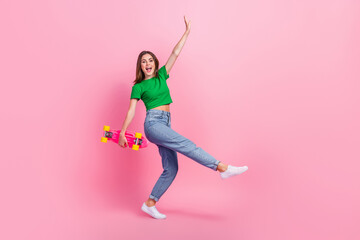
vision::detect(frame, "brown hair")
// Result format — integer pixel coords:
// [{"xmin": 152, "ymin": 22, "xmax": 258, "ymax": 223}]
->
[{"xmin": 133, "ymin": 50, "xmax": 159, "ymax": 85}]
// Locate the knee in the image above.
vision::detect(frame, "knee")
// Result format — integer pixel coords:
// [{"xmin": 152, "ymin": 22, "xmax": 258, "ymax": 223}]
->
[
  {"xmin": 171, "ymin": 164, "xmax": 179, "ymax": 177},
  {"xmin": 164, "ymin": 164, "xmax": 178, "ymax": 178}
]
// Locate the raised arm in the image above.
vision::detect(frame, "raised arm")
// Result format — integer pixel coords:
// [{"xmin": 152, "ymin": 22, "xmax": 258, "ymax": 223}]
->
[{"xmin": 165, "ymin": 16, "xmax": 191, "ymax": 75}]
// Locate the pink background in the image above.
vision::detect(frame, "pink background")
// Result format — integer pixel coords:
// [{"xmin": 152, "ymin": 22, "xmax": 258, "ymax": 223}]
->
[{"xmin": 1, "ymin": 0, "xmax": 359, "ymax": 239}]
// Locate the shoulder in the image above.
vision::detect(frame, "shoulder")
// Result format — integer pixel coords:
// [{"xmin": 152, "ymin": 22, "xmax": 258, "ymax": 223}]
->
[
  {"xmin": 132, "ymin": 83, "xmax": 142, "ymax": 91},
  {"xmin": 133, "ymin": 82, "xmax": 142, "ymax": 87},
  {"xmin": 158, "ymin": 65, "xmax": 169, "ymax": 80}
]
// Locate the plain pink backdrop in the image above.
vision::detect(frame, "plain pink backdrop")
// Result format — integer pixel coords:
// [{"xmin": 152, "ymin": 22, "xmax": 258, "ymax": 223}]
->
[{"xmin": 1, "ymin": 0, "xmax": 359, "ymax": 239}]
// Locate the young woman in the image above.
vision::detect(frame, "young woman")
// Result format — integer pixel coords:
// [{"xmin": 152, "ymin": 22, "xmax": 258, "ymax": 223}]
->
[{"xmin": 118, "ymin": 16, "xmax": 248, "ymax": 219}]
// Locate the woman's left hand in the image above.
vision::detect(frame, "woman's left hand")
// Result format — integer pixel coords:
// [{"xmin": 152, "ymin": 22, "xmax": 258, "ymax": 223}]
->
[{"xmin": 184, "ymin": 15, "xmax": 191, "ymax": 33}]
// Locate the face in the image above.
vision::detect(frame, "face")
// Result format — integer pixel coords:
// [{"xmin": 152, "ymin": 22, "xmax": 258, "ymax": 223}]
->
[{"xmin": 141, "ymin": 53, "xmax": 156, "ymax": 79}]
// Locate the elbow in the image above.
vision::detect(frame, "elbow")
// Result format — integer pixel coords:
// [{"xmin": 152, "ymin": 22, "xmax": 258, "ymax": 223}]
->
[
  {"xmin": 172, "ymin": 50, "xmax": 180, "ymax": 57},
  {"xmin": 127, "ymin": 109, "xmax": 135, "ymax": 118}
]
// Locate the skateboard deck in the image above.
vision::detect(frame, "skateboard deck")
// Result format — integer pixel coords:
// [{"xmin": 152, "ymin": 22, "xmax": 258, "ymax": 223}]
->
[{"xmin": 101, "ymin": 125, "xmax": 148, "ymax": 150}]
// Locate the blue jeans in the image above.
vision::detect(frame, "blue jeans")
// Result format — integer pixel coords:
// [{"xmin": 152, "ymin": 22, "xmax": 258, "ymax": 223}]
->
[{"xmin": 144, "ymin": 109, "xmax": 221, "ymax": 202}]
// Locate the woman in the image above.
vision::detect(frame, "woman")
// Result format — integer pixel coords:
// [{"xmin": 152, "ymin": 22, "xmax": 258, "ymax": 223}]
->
[{"xmin": 119, "ymin": 16, "xmax": 248, "ymax": 219}]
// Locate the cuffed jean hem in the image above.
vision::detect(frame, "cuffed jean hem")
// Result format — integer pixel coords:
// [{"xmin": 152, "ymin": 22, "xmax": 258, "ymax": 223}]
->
[
  {"xmin": 149, "ymin": 194, "xmax": 159, "ymax": 202},
  {"xmin": 212, "ymin": 159, "xmax": 221, "ymax": 171}
]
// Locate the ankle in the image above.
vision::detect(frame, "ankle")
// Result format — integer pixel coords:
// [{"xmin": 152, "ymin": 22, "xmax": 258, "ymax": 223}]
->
[
  {"xmin": 146, "ymin": 199, "xmax": 156, "ymax": 207},
  {"xmin": 217, "ymin": 163, "xmax": 228, "ymax": 172}
]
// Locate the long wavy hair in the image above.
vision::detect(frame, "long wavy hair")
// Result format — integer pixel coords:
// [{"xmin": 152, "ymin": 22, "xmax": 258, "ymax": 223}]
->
[{"xmin": 133, "ymin": 51, "xmax": 159, "ymax": 85}]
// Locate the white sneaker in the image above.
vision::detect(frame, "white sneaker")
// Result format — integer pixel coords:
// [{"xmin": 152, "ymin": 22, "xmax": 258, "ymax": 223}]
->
[
  {"xmin": 220, "ymin": 165, "xmax": 248, "ymax": 179},
  {"xmin": 141, "ymin": 203, "xmax": 166, "ymax": 219}
]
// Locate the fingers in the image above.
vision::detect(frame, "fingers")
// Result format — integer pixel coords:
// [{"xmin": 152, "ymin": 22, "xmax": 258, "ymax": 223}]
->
[
  {"xmin": 184, "ymin": 15, "xmax": 191, "ymax": 31},
  {"xmin": 184, "ymin": 15, "xmax": 190, "ymax": 24},
  {"xmin": 118, "ymin": 136, "xmax": 128, "ymax": 148}
]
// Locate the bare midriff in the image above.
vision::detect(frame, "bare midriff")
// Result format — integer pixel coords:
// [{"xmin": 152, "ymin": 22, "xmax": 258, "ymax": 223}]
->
[{"xmin": 151, "ymin": 104, "xmax": 170, "ymax": 112}]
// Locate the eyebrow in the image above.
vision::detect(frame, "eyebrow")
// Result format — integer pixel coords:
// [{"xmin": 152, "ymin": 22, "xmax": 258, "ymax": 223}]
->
[{"xmin": 142, "ymin": 58, "xmax": 153, "ymax": 61}]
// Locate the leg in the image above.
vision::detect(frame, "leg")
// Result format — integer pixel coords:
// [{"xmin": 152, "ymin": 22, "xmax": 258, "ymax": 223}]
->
[
  {"xmin": 145, "ymin": 122, "xmax": 221, "ymax": 171},
  {"xmin": 148, "ymin": 145, "xmax": 178, "ymax": 203}
]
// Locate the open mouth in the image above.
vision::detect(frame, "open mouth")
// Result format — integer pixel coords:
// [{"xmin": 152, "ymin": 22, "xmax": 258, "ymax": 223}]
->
[{"xmin": 146, "ymin": 67, "xmax": 152, "ymax": 73}]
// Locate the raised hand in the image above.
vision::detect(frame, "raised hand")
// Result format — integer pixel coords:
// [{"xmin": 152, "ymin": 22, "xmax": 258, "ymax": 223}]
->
[{"xmin": 184, "ymin": 15, "xmax": 191, "ymax": 33}]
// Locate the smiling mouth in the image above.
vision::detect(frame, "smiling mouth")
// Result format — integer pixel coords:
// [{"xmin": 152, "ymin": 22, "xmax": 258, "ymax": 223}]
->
[{"xmin": 146, "ymin": 67, "xmax": 152, "ymax": 73}]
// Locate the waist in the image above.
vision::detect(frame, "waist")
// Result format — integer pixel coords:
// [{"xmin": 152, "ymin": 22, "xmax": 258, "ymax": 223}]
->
[
  {"xmin": 146, "ymin": 109, "xmax": 171, "ymax": 118},
  {"xmin": 151, "ymin": 104, "xmax": 170, "ymax": 112}
]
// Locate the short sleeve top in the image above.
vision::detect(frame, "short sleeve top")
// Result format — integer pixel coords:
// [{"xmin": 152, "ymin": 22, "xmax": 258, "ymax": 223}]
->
[{"xmin": 130, "ymin": 65, "xmax": 173, "ymax": 111}]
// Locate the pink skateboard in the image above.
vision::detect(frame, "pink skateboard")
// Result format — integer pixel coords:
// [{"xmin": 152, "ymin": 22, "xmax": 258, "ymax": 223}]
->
[{"xmin": 101, "ymin": 125, "xmax": 149, "ymax": 150}]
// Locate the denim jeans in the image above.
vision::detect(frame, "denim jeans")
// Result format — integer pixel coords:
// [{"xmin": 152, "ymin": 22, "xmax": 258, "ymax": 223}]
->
[{"xmin": 144, "ymin": 109, "xmax": 221, "ymax": 202}]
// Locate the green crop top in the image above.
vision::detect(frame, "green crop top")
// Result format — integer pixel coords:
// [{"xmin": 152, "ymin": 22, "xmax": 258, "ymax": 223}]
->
[{"xmin": 130, "ymin": 65, "xmax": 173, "ymax": 111}]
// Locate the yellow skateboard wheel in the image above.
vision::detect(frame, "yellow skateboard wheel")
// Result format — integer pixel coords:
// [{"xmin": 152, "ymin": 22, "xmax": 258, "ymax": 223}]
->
[
  {"xmin": 132, "ymin": 144, "xmax": 140, "ymax": 151},
  {"xmin": 103, "ymin": 125, "xmax": 110, "ymax": 131},
  {"xmin": 135, "ymin": 132, "xmax": 142, "ymax": 138},
  {"xmin": 101, "ymin": 137, "xmax": 108, "ymax": 143}
]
